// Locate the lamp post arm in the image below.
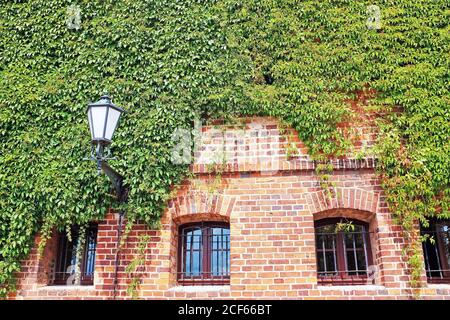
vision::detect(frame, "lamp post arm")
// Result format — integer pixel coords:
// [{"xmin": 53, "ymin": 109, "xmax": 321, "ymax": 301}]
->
[{"xmin": 101, "ymin": 161, "xmax": 127, "ymax": 203}]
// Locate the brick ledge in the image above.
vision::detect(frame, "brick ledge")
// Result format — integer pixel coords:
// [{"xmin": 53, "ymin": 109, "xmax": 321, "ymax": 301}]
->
[
  {"xmin": 168, "ymin": 285, "xmax": 231, "ymax": 293},
  {"xmin": 426, "ymin": 284, "xmax": 450, "ymax": 289},
  {"xmin": 318, "ymin": 285, "xmax": 386, "ymax": 291},
  {"xmin": 37, "ymin": 285, "xmax": 95, "ymax": 291}
]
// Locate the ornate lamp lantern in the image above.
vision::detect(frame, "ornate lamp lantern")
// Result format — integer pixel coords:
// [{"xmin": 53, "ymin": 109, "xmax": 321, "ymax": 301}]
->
[{"xmin": 86, "ymin": 94, "xmax": 127, "ymax": 202}]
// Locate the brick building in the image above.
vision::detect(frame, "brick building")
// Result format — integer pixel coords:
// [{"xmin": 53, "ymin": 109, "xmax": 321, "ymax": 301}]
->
[{"xmin": 10, "ymin": 117, "xmax": 450, "ymax": 300}]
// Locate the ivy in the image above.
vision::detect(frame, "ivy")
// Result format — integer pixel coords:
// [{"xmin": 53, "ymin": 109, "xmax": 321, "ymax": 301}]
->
[{"xmin": 0, "ymin": 0, "xmax": 449, "ymax": 297}]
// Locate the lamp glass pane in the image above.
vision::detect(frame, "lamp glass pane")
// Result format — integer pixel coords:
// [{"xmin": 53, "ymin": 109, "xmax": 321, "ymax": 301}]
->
[
  {"xmin": 90, "ymin": 106, "xmax": 107, "ymax": 139},
  {"xmin": 87, "ymin": 109, "xmax": 94, "ymax": 139},
  {"xmin": 104, "ymin": 107, "xmax": 121, "ymax": 140}
]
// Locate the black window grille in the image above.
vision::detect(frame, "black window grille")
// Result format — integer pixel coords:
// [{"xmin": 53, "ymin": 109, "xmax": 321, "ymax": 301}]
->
[
  {"xmin": 421, "ymin": 219, "xmax": 450, "ymax": 283},
  {"xmin": 51, "ymin": 224, "xmax": 98, "ymax": 286},
  {"xmin": 315, "ymin": 218, "xmax": 374, "ymax": 285},
  {"xmin": 178, "ymin": 222, "xmax": 230, "ymax": 285}
]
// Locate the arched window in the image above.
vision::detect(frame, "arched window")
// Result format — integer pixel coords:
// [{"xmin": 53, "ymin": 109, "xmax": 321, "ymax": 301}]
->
[
  {"xmin": 421, "ymin": 219, "xmax": 450, "ymax": 283},
  {"xmin": 178, "ymin": 222, "xmax": 230, "ymax": 285},
  {"xmin": 314, "ymin": 218, "xmax": 373, "ymax": 285},
  {"xmin": 52, "ymin": 224, "xmax": 98, "ymax": 286}
]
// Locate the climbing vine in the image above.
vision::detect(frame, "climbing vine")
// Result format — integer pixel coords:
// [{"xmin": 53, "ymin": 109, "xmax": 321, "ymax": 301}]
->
[
  {"xmin": 0, "ymin": 0, "xmax": 449, "ymax": 297},
  {"xmin": 125, "ymin": 234, "xmax": 149, "ymax": 299}
]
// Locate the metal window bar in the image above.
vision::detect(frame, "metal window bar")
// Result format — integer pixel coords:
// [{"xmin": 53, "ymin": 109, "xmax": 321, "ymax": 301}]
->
[
  {"xmin": 51, "ymin": 226, "xmax": 97, "ymax": 286},
  {"xmin": 423, "ymin": 240, "xmax": 432, "ymax": 279},
  {"xmin": 83, "ymin": 229, "xmax": 97, "ymax": 279},
  {"xmin": 188, "ymin": 230, "xmax": 195, "ymax": 276},
  {"xmin": 211, "ymin": 230, "xmax": 226, "ymax": 277},
  {"xmin": 421, "ymin": 228, "xmax": 450, "ymax": 283},
  {"xmin": 321, "ymin": 235, "xmax": 327, "ymax": 274},
  {"xmin": 433, "ymin": 239, "xmax": 443, "ymax": 279},
  {"xmin": 316, "ymin": 230, "xmax": 373, "ymax": 285},
  {"xmin": 53, "ymin": 233, "xmax": 73, "ymax": 285},
  {"xmin": 178, "ymin": 225, "xmax": 230, "ymax": 285},
  {"xmin": 225, "ymin": 231, "xmax": 229, "ymax": 276},
  {"xmin": 351, "ymin": 233, "xmax": 359, "ymax": 274},
  {"xmin": 362, "ymin": 226, "xmax": 369, "ymax": 271},
  {"xmin": 342, "ymin": 232, "xmax": 348, "ymax": 276},
  {"xmin": 345, "ymin": 231, "xmax": 368, "ymax": 276},
  {"xmin": 316, "ymin": 233, "xmax": 339, "ymax": 277},
  {"xmin": 332, "ymin": 237, "xmax": 338, "ymax": 274}
]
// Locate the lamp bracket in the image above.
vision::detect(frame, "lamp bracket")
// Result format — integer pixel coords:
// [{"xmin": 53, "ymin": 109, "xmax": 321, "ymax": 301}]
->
[{"xmin": 83, "ymin": 143, "xmax": 128, "ymax": 203}]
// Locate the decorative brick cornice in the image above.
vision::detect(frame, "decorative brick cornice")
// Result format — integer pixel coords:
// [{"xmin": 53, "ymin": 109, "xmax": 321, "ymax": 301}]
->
[{"xmin": 191, "ymin": 157, "xmax": 378, "ymax": 174}]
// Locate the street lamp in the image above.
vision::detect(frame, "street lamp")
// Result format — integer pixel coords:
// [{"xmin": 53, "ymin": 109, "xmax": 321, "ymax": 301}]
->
[
  {"xmin": 86, "ymin": 94, "xmax": 127, "ymax": 300},
  {"xmin": 86, "ymin": 94, "xmax": 127, "ymax": 202}
]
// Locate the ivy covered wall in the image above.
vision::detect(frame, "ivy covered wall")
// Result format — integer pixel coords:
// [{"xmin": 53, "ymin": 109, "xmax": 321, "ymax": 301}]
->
[{"xmin": 0, "ymin": 0, "xmax": 449, "ymax": 296}]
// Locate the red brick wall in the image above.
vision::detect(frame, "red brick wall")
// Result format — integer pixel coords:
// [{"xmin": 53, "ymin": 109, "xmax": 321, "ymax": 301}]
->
[{"xmin": 9, "ymin": 117, "xmax": 450, "ymax": 300}]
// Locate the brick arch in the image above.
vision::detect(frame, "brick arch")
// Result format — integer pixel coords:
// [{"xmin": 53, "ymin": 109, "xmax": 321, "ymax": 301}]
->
[
  {"xmin": 306, "ymin": 187, "xmax": 380, "ymax": 217},
  {"xmin": 167, "ymin": 191, "xmax": 236, "ymax": 223},
  {"xmin": 173, "ymin": 213, "xmax": 230, "ymax": 226},
  {"xmin": 313, "ymin": 208, "xmax": 375, "ymax": 224}
]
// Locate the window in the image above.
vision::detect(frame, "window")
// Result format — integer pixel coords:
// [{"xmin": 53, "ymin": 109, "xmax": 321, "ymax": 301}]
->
[
  {"xmin": 314, "ymin": 218, "xmax": 374, "ymax": 285},
  {"xmin": 178, "ymin": 222, "xmax": 230, "ymax": 285},
  {"xmin": 421, "ymin": 219, "xmax": 450, "ymax": 283},
  {"xmin": 51, "ymin": 224, "xmax": 98, "ymax": 286}
]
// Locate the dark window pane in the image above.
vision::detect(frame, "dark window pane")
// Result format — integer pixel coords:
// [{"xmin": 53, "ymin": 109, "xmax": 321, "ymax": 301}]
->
[
  {"xmin": 316, "ymin": 226, "xmax": 337, "ymax": 250},
  {"xmin": 421, "ymin": 220, "xmax": 450, "ymax": 282},
  {"xmin": 423, "ymin": 240, "xmax": 442, "ymax": 277},
  {"xmin": 346, "ymin": 249, "xmax": 368, "ymax": 275},
  {"xmin": 356, "ymin": 249, "xmax": 368, "ymax": 273},
  {"xmin": 343, "ymin": 226, "xmax": 365, "ymax": 249},
  {"xmin": 345, "ymin": 250, "xmax": 356, "ymax": 273},
  {"xmin": 343, "ymin": 226, "xmax": 368, "ymax": 275},
  {"xmin": 67, "ymin": 239, "xmax": 77, "ymax": 274},
  {"xmin": 437, "ymin": 224, "xmax": 450, "ymax": 269},
  {"xmin": 53, "ymin": 225, "xmax": 97, "ymax": 286},
  {"xmin": 317, "ymin": 251, "xmax": 337, "ymax": 276},
  {"xmin": 315, "ymin": 219, "xmax": 372, "ymax": 284}
]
